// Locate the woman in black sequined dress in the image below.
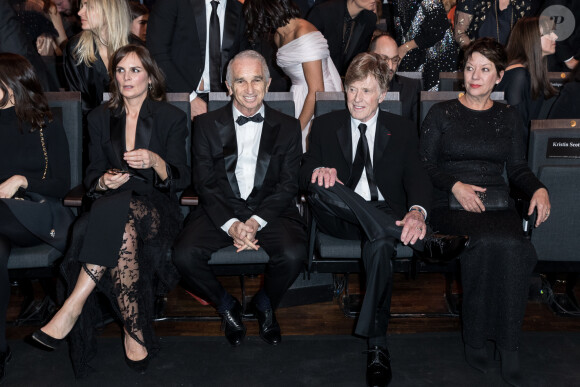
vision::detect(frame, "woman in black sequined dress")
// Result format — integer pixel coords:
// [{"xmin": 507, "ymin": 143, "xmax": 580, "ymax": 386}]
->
[
  {"xmin": 393, "ymin": 0, "xmax": 459, "ymax": 90},
  {"xmin": 420, "ymin": 39, "xmax": 550, "ymax": 387}
]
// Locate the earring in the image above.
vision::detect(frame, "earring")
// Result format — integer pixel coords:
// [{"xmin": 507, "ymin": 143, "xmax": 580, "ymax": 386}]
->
[{"xmin": 148, "ymin": 83, "xmax": 152, "ymax": 91}]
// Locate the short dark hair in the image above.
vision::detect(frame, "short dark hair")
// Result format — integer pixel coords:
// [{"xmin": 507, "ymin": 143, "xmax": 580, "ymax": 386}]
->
[
  {"xmin": 107, "ymin": 44, "xmax": 166, "ymax": 110},
  {"xmin": 243, "ymin": 0, "xmax": 300, "ymax": 43},
  {"xmin": 345, "ymin": 52, "xmax": 390, "ymax": 93},
  {"xmin": 0, "ymin": 53, "xmax": 52, "ymax": 131},
  {"xmin": 463, "ymin": 38, "xmax": 507, "ymax": 76}
]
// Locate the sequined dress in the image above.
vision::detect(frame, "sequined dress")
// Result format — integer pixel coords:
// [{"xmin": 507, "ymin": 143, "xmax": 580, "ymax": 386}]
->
[
  {"xmin": 276, "ymin": 31, "xmax": 343, "ymax": 151},
  {"xmin": 419, "ymin": 99, "xmax": 545, "ymax": 351},
  {"xmin": 394, "ymin": 0, "xmax": 459, "ymax": 90}
]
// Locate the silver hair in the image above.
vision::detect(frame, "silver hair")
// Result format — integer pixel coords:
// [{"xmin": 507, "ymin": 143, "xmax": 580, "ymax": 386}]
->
[{"xmin": 225, "ymin": 50, "xmax": 270, "ymax": 85}]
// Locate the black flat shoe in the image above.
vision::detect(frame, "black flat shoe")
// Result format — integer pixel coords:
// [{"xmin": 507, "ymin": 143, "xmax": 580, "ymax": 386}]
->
[
  {"xmin": 0, "ymin": 347, "xmax": 12, "ymax": 384},
  {"xmin": 253, "ymin": 306, "xmax": 281, "ymax": 346},
  {"xmin": 418, "ymin": 234, "xmax": 469, "ymax": 263},
  {"xmin": 365, "ymin": 346, "xmax": 392, "ymax": 387},
  {"xmin": 31, "ymin": 329, "xmax": 65, "ymax": 350},
  {"xmin": 220, "ymin": 299, "xmax": 246, "ymax": 347}
]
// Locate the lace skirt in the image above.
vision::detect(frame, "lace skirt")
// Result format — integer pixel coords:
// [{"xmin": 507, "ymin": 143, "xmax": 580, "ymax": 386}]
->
[{"xmin": 59, "ymin": 188, "xmax": 182, "ymax": 378}]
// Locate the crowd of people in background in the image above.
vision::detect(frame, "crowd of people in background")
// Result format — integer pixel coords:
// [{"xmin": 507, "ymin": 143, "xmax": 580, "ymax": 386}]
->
[{"xmin": 0, "ymin": 0, "xmax": 578, "ymax": 386}]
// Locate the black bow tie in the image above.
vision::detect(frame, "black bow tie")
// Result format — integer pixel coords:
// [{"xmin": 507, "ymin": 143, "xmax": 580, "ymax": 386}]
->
[{"xmin": 236, "ymin": 113, "xmax": 264, "ymax": 126}]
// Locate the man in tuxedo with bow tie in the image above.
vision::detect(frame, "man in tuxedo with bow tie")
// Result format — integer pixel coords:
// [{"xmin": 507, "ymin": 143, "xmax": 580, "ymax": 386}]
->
[
  {"xmin": 173, "ymin": 50, "xmax": 306, "ymax": 347},
  {"xmin": 300, "ymin": 52, "xmax": 467, "ymax": 387}
]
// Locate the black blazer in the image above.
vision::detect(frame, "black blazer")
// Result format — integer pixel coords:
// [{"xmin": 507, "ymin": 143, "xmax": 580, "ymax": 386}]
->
[
  {"xmin": 147, "ymin": 0, "xmax": 246, "ymax": 93},
  {"xmin": 307, "ymin": 0, "xmax": 376, "ymax": 75},
  {"xmin": 191, "ymin": 102, "xmax": 303, "ymax": 230},
  {"xmin": 390, "ymin": 74, "xmax": 422, "ymax": 125},
  {"xmin": 85, "ymin": 99, "xmax": 190, "ymax": 196},
  {"xmin": 300, "ymin": 109, "xmax": 432, "ymax": 218}
]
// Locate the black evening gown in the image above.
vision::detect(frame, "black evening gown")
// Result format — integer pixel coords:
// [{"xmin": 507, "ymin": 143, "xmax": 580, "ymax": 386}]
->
[
  {"xmin": 60, "ymin": 100, "xmax": 189, "ymax": 378},
  {"xmin": 394, "ymin": 0, "xmax": 459, "ymax": 90},
  {"xmin": 420, "ymin": 99, "xmax": 545, "ymax": 351}
]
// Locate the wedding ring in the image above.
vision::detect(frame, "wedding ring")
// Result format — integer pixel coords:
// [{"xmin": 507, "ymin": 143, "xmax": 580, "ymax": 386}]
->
[{"xmin": 141, "ymin": 161, "xmax": 146, "ymax": 168}]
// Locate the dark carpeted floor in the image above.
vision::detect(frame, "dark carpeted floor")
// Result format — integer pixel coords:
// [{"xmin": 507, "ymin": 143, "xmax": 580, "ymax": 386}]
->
[{"xmin": 4, "ymin": 332, "xmax": 580, "ymax": 386}]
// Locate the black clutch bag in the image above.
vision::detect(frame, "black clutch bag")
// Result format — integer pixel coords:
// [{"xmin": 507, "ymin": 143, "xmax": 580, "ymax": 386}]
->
[{"xmin": 448, "ymin": 188, "xmax": 509, "ymax": 211}]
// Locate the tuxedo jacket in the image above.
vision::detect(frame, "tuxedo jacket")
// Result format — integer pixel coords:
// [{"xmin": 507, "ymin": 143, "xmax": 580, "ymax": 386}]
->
[
  {"xmin": 390, "ymin": 74, "xmax": 422, "ymax": 125},
  {"xmin": 300, "ymin": 109, "xmax": 432, "ymax": 218},
  {"xmin": 85, "ymin": 99, "xmax": 191, "ymax": 196},
  {"xmin": 307, "ymin": 0, "xmax": 376, "ymax": 75},
  {"xmin": 191, "ymin": 102, "xmax": 303, "ymax": 231},
  {"xmin": 147, "ymin": 0, "xmax": 246, "ymax": 93}
]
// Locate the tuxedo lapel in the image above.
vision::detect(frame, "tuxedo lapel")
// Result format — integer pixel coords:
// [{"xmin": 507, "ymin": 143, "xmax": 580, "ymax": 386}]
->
[
  {"xmin": 134, "ymin": 99, "xmax": 153, "ymax": 151},
  {"xmin": 109, "ymin": 109, "xmax": 128, "ymax": 170},
  {"xmin": 373, "ymin": 111, "xmax": 391, "ymax": 167},
  {"xmin": 251, "ymin": 105, "xmax": 279, "ymax": 195},
  {"xmin": 336, "ymin": 112, "xmax": 353, "ymax": 172},
  {"xmin": 217, "ymin": 104, "xmax": 241, "ymax": 198},
  {"xmin": 192, "ymin": 0, "xmax": 206, "ymax": 60}
]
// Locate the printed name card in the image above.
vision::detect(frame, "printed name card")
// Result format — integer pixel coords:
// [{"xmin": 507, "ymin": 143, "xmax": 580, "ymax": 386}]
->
[{"xmin": 546, "ymin": 138, "xmax": 580, "ymax": 158}]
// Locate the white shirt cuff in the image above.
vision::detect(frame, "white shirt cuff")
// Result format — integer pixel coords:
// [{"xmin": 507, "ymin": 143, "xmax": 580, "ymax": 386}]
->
[
  {"xmin": 564, "ymin": 56, "xmax": 575, "ymax": 62},
  {"xmin": 189, "ymin": 90, "xmax": 198, "ymax": 102},
  {"xmin": 251, "ymin": 215, "xmax": 267, "ymax": 230},
  {"xmin": 221, "ymin": 218, "xmax": 240, "ymax": 235},
  {"xmin": 408, "ymin": 205, "xmax": 427, "ymax": 220}
]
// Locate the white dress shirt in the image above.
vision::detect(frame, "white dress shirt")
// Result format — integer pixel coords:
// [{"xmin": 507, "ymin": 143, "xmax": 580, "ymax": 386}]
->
[
  {"xmin": 190, "ymin": 0, "xmax": 226, "ymax": 101},
  {"xmin": 221, "ymin": 105, "xmax": 268, "ymax": 234},
  {"xmin": 349, "ymin": 108, "xmax": 427, "ymax": 218}
]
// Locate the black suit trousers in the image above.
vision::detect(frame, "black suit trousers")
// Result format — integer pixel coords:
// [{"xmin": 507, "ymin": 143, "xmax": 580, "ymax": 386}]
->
[
  {"xmin": 173, "ymin": 209, "xmax": 306, "ymax": 310},
  {"xmin": 308, "ymin": 183, "xmax": 405, "ymax": 339}
]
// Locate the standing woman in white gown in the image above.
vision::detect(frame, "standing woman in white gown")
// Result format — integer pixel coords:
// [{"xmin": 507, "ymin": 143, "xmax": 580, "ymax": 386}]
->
[{"xmin": 243, "ymin": 0, "xmax": 343, "ymax": 151}]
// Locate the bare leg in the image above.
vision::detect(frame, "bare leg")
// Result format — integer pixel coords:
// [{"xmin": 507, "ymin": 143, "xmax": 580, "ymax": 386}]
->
[{"xmin": 40, "ymin": 264, "xmax": 106, "ymax": 339}]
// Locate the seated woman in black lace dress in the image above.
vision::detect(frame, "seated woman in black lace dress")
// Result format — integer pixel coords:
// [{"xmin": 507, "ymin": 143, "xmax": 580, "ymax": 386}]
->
[
  {"xmin": 0, "ymin": 53, "xmax": 73, "ymax": 384},
  {"xmin": 32, "ymin": 45, "xmax": 190, "ymax": 376},
  {"xmin": 420, "ymin": 38, "xmax": 550, "ymax": 387}
]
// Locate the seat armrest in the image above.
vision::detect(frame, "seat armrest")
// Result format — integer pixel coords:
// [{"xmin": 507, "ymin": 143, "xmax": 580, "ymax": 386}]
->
[
  {"xmin": 180, "ymin": 186, "xmax": 199, "ymax": 206},
  {"xmin": 64, "ymin": 184, "xmax": 85, "ymax": 207}
]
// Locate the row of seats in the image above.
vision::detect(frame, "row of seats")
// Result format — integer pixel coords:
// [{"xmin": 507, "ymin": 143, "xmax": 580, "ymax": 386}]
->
[{"xmin": 8, "ymin": 91, "xmax": 580, "ymax": 320}]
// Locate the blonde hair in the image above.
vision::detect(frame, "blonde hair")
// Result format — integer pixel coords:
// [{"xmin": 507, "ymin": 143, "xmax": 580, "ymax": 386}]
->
[{"xmin": 74, "ymin": 0, "xmax": 131, "ymax": 67}]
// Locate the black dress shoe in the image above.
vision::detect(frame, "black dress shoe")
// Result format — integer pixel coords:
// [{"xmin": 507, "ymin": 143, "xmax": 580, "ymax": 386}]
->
[
  {"xmin": 253, "ymin": 306, "xmax": 281, "ymax": 346},
  {"xmin": 366, "ymin": 346, "xmax": 392, "ymax": 387},
  {"xmin": 418, "ymin": 234, "xmax": 469, "ymax": 263},
  {"xmin": 498, "ymin": 348, "xmax": 523, "ymax": 387},
  {"xmin": 0, "ymin": 347, "xmax": 12, "ymax": 384},
  {"xmin": 31, "ymin": 329, "xmax": 65, "ymax": 350},
  {"xmin": 220, "ymin": 299, "xmax": 246, "ymax": 347}
]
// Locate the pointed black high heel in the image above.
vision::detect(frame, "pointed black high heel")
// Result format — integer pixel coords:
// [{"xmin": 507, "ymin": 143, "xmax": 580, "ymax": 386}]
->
[
  {"xmin": 31, "ymin": 329, "xmax": 65, "ymax": 350},
  {"xmin": 122, "ymin": 331, "xmax": 150, "ymax": 373}
]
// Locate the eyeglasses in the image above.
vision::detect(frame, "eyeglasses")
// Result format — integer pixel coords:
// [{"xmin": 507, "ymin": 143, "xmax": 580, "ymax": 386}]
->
[{"xmin": 380, "ymin": 55, "xmax": 400, "ymax": 66}]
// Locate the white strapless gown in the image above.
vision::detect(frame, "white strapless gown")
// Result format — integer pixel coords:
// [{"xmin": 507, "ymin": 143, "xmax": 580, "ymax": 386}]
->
[{"xmin": 277, "ymin": 31, "xmax": 343, "ymax": 151}]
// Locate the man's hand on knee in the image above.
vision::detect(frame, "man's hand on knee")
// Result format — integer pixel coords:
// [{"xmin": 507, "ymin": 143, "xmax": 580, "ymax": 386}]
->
[
  {"xmin": 311, "ymin": 167, "xmax": 343, "ymax": 188},
  {"xmin": 396, "ymin": 211, "xmax": 426, "ymax": 245}
]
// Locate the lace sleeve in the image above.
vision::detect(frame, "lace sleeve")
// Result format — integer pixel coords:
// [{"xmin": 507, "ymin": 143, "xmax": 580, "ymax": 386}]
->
[{"xmin": 454, "ymin": 10, "xmax": 473, "ymax": 48}]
